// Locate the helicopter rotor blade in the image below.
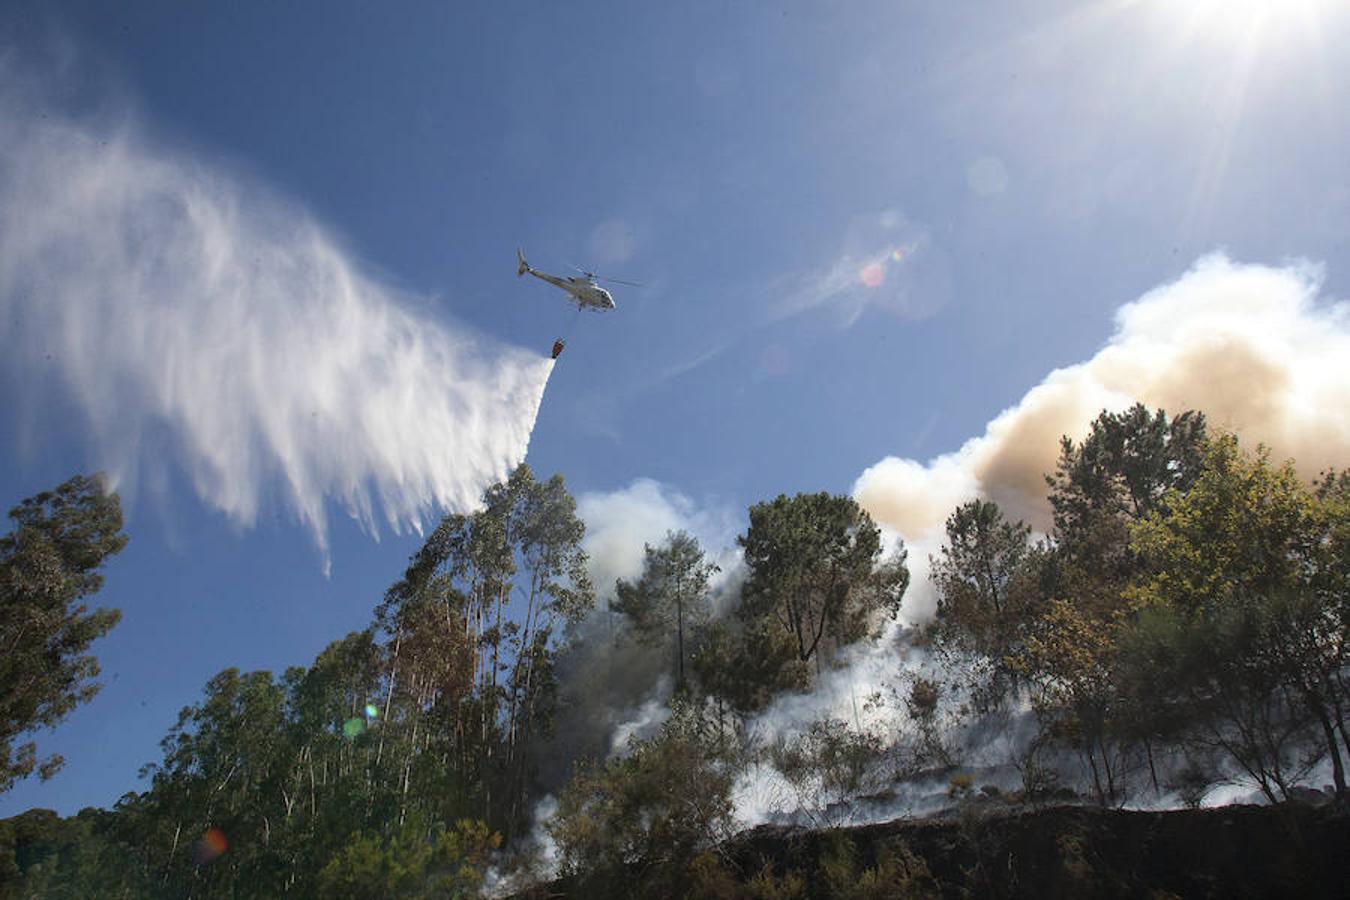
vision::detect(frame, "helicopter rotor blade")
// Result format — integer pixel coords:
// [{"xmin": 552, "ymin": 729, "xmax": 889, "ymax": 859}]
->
[{"xmin": 568, "ymin": 261, "xmax": 642, "ymax": 287}]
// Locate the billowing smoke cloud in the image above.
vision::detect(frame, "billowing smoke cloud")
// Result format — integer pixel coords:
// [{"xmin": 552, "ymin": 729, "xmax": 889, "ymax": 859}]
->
[
  {"xmin": 856, "ymin": 255, "xmax": 1350, "ymax": 618},
  {"xmin": 578, "ymin": 478, "xmax": 742, "ymax": 607},
  {"xmin": 0, "ymin": 69, "xmax": 553, "ymax": 563}
]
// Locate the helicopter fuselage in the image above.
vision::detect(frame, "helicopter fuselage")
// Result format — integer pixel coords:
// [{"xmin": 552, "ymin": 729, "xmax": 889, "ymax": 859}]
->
[{"xmin": 524, "ymin": 267, "xmax": 615, "ymax": 311}]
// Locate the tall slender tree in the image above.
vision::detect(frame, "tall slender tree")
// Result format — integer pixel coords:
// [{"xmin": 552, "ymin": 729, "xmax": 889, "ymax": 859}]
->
[
  {"xmin": 930, "ymin": 499, "xmax": 1038, "ymax": 713},
  {"xmin": 0, "ymin": 474, "xmax": 128, "ymax": 794},
  {"xmin": 373, "ymin": 464, "xmax": 593, "ymax": 839},
  {"xmin": 614, "ymin": 530, "xmax": 719, "ymax": 692}
]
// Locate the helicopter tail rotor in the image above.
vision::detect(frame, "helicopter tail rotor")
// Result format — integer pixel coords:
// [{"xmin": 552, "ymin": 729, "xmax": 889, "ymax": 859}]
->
[{"xmin": 517, "ymin": 248, "xmax": 529, "ymax": 276}]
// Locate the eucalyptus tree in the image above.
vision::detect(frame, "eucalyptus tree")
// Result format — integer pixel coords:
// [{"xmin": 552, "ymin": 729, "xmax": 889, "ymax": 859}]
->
[
  {"xmin": 0, "ymin": 473, "xmax": 128, "ymax": 794},
  {"xmin": 117, "ymin": 465, "xmax": 590, "ymax": 890},
  {"xmin": 278, "ymin": 630, "xmax": 386, "ymax": 884},
  {"xmin": 374, "ymin": 464, "xmax": 593, "ymax": 838},
  {"xmin": 134, "ymin": 668, "xmax": 293, "ymax": 895}
]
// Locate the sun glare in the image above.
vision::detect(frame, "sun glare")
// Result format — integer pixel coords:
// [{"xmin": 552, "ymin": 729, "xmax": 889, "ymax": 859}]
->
[{"xmin": 1149, "ymin": 0, "xmax": 1339, "ymax": 49}]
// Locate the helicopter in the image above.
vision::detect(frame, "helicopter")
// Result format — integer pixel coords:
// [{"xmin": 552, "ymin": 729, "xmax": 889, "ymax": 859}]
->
[{"xmin": 516, "ymin": 248, "xmax": 639, "ymax": 311}]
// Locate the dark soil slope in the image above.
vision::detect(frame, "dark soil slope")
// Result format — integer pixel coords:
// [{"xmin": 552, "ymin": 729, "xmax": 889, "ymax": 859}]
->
[{"xmin": 533, "ymin": 802, "xmax": 1350, "ymax": 899}]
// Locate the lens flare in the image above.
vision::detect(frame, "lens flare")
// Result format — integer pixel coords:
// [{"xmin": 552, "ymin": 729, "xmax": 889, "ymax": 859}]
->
[
  {"xmin": 860, "ymin": 247, "xmax": 912, "ymax": 289},
  {"xmin": 191, "ymin": 827, "xmax": 228, "ymax": 866},
  {"xmin": 859, "ymin": 261, "xmax": 886, "ymax": 288},
  {"xmin": 364, "ymin": 703, "xmax": 379, "ymax": 719},
  {"xmin": 342, "ymin": 717, "xmax": 365, "ymax": 738}
]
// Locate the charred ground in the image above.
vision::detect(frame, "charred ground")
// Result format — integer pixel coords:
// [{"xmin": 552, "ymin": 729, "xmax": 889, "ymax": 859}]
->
[{"xmin": 526, "ymin": 800, "xmax": 1350, "ymax": 899}]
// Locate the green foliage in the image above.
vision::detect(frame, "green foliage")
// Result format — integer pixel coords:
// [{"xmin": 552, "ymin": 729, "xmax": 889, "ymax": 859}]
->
[
  {"xmin": 316, "ymin": 818, "xmax": 499, "ymax": 899},
  {"xmin": 686, "ymin": 853, "xmax": 810, "ymax": 899},
  {"xmin": 0, "ymin": 807, "xmax": 152, "ymax": 899},
  {"xmin": 132, "ymin": 667, "xmax": 298, "ymax": 895},
  {"xmin": 70, "ymin": 464, "xmax": 590, "ymax": 895},
  {"xmin": 12, "ymin": 413, "xmax": 1350, "ymax": 895},
  {"xmin": 697, "ymin": 617, "xmax": 811, "ymax": 715},
  {"xmin": 897, "ymin": 674, "xmax": 956, "ymax": 771},
  {"xmin": 1016, "ymin": 595, "xmax": 1131, "ymax": 805},
  {"xmin": 932, "ymin": 499, "xmax": 1033, "ymax": 626},
  {"xmin": 1048, "ymin": 403, "xmax": 1207, "ymax": 570},
  {"xmin": 1124, "ymin": 434, "xmax": 1350, "ymax": 798},
  {"xmin": 736, "ymin": 493, "xmax": 908, "ymax": 702},
  {"xmin": 0, "ymin": 474, "xmax": 127, "ymax": 794},
  {"xmin": 929, "ymin": 499, "xmax": 1038, "ymax": 713},
  {"xmin": 686, "ymin": 835, "xmax": 940, "ymax": 900},
  {"xmin": 374, "ymin": 464, "xmax": 594, "ymax": 839},
  {"xmin": 549, "ymin": 703, "xmax": 739, "ymax": 888},
  {"xmin": 1054, "ymin": 831, "xmax": 1096, "ymax": 892},
  {"xmin": 1129, "ymin": 434, "xmax": 1308, "ymax": 610},
  {"xmin": 614, "ymin": 530, "xmax": 719, "ymax": 691},
  {"xmin": 1006, "ymin": 405, "xmax": 1208, "ymax": 805}
]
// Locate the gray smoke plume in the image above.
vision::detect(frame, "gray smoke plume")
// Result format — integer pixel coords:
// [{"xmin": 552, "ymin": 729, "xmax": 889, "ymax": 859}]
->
[
  {"xmin": 535, "ymin": 481, "xmax": 742, "ymax": 789},
  {"xmin": 0, "ymin": 66, "xmax": 554, "ymax": 565}
]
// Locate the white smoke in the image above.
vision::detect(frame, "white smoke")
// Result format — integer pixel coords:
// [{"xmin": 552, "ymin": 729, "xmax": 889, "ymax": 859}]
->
[
  {"xmin": 0, "ymin": 70, "xmax": 554, "ymax": 564},
  {"xmin": 855, "ymin": 255, "xmax": 1350, "ymax": 618},
  {"xmin": 578, "ymin": 478, "xmax": 742, "ymax": 606},
  {"xmin": 559, "ymin": 480, "xmax": 743, "ymax": 764},
  {"xmin": 607, "ymin": 691, "xmax": 673, "ymax": 756}
]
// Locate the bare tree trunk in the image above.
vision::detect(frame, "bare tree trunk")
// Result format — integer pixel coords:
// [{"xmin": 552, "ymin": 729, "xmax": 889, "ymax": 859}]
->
[
  {"xmin": 376, "ymin": 629, "xmax": 403, "ymax": 768},
  {"xmin": 508, "ymin": 571, "xmax": 543, "ymax": 760},
  {"xmin": 676, "ymin": 570, "xmax": 685, "ymax": 690},
  {"xmin": 486, "ymin": 582, "xmax": 507, "ymax": 750},
  {"xmin": 399, "ymin": 676, "xmax": 425, "ymax": 827},
  {"xmin": 308, "ymin": 746, "xmax": 317, "ymax": 818},
  {"xmin": 164, "ymin": 821, "xmax": 181, "ymax": 886},
  {"xmin": 1313, "ymin": 702, "xmax": 1347, "ymax": 795}
]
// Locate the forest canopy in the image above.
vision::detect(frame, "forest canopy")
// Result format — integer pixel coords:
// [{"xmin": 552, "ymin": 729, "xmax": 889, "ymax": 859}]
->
[{"xmin": 3, "ymin": 407, "xmax": 1348, "ymax": 897}]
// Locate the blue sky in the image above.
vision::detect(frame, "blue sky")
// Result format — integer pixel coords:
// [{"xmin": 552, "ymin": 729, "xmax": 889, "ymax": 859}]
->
[{"xmin": 3, "ymin": 0, "xmax": 1349, "ymax": 815}]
